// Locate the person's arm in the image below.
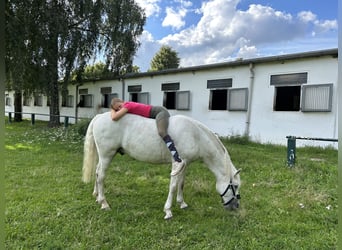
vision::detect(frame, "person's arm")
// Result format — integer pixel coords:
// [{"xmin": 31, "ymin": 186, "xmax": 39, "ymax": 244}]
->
[{"xmin": 111, "ymin": 107, "xmax": 128, "ymax": 121}]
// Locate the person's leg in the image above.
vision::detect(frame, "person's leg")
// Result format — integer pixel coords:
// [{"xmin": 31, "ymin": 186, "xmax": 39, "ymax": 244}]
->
[
  {"xmin": 162, "ymin": 134, "xmax": 182, "ymax": 163},
  {"xmin": 151, "ymin": 107, "xmax": 183, "ymax": 164}
]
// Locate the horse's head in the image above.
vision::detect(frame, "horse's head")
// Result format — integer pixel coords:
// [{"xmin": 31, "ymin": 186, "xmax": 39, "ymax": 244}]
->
[{"xmin": 220, "ymin": 169, "xmax": 241, "ymax": 210}]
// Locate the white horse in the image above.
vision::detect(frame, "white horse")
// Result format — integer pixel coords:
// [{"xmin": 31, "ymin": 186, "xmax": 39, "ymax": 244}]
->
[{"xmin": 82, "ymin": 112, "xmax": 241, "ymax": 219}]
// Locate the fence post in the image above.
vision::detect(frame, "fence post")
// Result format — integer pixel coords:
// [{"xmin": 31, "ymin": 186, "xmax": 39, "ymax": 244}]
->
[
  {"xmin": 31, "ymin": 114, "xmax": 35, "ymax": 125},
  {"xmin": 287, "ymin": 136, "xmax": 296, "ymax": 166},
  {"xmin": 64, "ymin": 116, "xmax": 69, "ymax": 129},
  {"xmin": 8, "ymin": 112, "xmax": 12, "ymax": 123}
]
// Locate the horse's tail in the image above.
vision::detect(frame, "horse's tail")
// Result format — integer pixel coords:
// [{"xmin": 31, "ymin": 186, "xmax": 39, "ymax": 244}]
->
[{"xmin": 82, "ymin": 117, "xmax": 98, "ymax": 183}]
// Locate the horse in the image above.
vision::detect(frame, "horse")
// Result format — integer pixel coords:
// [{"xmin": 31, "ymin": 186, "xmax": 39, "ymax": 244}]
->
[{"xmin": 82, "ymin": 112, "xmax": 241, "ymax": 219}]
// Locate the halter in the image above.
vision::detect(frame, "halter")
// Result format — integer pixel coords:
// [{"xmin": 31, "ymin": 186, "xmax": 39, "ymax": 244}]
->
[{"xmin": 220, "ymin": 180, "xmax": 241, "ymax": 207}]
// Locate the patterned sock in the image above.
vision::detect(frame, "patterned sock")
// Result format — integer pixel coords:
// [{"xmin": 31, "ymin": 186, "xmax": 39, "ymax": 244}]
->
[{"xmin": 163, "ymin": 135, "xmax": 182, "ymax": 162}]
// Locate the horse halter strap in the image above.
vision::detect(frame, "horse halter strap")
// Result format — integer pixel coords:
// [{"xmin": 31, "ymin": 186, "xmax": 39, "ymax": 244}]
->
[{"xmin": 220, "ymin": 180, "xmax": 240, "ymax": 206}]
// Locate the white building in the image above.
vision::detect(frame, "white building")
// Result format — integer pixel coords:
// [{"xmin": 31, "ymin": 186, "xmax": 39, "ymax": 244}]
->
[{"xmin": 5, "ymin": 48, "xmax": 338, "ymax": 148}]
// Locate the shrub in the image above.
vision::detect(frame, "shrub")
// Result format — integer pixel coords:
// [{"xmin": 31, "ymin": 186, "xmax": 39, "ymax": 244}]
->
[{"xmin": 72, "ymin": 118, "xmax": 92, "ymax": 136}]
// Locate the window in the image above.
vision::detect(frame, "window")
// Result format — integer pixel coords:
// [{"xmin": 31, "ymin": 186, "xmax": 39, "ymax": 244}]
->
[
  {"xmin": 47, "ymin": 96, "xmax": 51, "ymax": 106},
  {"xmin": 62, "ymin": 95, "xmax": 74, "ymax": 107},
  {"xmin": 79, "ymin": 94, "xmax": 93, "ymax": 108},
  {"xmin": 209, "ymin": 89, "xmax": 228, "ymax": 110},
  {"xmin": 161, "ymin": 83, "xmax": 190, "ymax": 110},
  {"xmin": 130, "ymin": 92, "xmax": 149, "ymax": 104},
  {"xmin": 207, "ymin": 78, "xmax": 232, "ymax": 110},
  {"xmin": 228, "ymin": 88, "xmax": 248, "ymax": 111},
  {"xmin": 34, "ymin": 95, "xmax": 43, "ymax": 106},
  {"xmin": 163, "ymin": 91, "xmax": 176, "ymax": 109},
  {"xmin": 162, "ymin": 83, "xmax": 178, "ymax": 110},
  {"xmin": 23, "ymin": 96, "xmax": 31, "ymax": 106},
  {"xmin": 301, "ymin": 84, "xmax": 333, "ymax": 112},
  {"xmin": 127, "ymin": 85, "xmax": 149, "ymax": 105},
  {"xmin": 270, "ymin": 73, "xmax": 307, "ymax": 86},
  {"xmin": 128, "ymin": 85, "xmax": 142, "ymax": 92},
  {"xmin": 274, "ymin": 86, "xmax": 301, "ymax": 111},
  {"xmin": 107, "ymin": 93, "xmax": 118, "ymax": 107},
  {"xmin": 78, "ymin": 88, "xmax": 93, "ymax": 108},
  {"xmin": 271, "ymin": 72, "xmax": 307, "ymax": 111},
  {"xmin": 161, "ymin": 82, "xmax": 179, "ymax": 91},
  {"xmin": 79, "ymin": 89, "xmax": 88, "ymax": 95},
  {"xmin": 100, "ymin": 87, "xmax": 112, "ymax": 108},
  {"xmin": 5, "ymin": 95, "xmax": 11, "ymax": 106}
]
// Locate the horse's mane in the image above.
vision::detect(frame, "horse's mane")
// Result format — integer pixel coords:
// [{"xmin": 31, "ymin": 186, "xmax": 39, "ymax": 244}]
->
[
  {"xmin": 180, "ymin": 115, "xmax": 227, "ymax": 154},
  {"xmin": 179, "ymin": 115, "xmax": 235, "ymax": 176}
]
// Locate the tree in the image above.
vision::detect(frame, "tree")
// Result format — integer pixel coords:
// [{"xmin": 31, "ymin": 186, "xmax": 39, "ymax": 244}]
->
[
  {"xmin": 5, "ymin": 0, "xmax": 145, "ymax": 126},
  {"xmin": 70, "ymin": 62, "xmax": 140, "ymax": 81},
  {"xmin": 149, "ymin": 45, "xmax": 180, "ymax": 71}
]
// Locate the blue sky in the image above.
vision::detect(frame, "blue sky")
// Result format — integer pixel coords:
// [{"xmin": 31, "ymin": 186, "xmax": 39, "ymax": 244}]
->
[{"xmin": 133, "ymin": 0, "xmax": 338, "ymax": 71}]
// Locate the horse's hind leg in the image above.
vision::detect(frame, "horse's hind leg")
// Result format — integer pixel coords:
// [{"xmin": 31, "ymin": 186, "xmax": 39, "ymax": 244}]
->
[
  {"xmin": 176, "ymin": 170, "xmax": 188, "ymax": 209},
  {"xmin": 95, "ymin": 157, "xmax": 112, "ymax": 210},
  {"xmin": 92, "ymin": 163, "xmax": 100, "ymax": 197}
]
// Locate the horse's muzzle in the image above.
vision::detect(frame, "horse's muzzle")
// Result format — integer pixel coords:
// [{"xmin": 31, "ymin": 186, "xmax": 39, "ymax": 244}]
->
[{"xmin": 224, "ymin": 195, "xmax": 240, "ymax": 210}]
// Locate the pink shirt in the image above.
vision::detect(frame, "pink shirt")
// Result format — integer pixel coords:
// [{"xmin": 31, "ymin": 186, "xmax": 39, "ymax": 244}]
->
[{"xmin": 123, "ymin": 102, "xmax": 152, "ymax": 118}]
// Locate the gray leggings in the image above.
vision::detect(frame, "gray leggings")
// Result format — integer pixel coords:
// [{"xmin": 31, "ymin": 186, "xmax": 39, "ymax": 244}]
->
[{"xmin": 149, "ymin": 106, "xmax": 170, "ymax": 138}]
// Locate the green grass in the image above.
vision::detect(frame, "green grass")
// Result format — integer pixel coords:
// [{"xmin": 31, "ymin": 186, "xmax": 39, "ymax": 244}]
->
[{"xmin": 5, "ymin": 119, "xmax": 338, "ymax": 249}]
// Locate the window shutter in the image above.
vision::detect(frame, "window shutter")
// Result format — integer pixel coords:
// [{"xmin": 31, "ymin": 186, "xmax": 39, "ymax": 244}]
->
[
  {"xmin": 161, "ymin": 83, "xmax": 180, "ymax": 91},
  {"xmin": 301, "ymin": 84, "xmax": 333, "ymax": 112},
  {"xmin": 176, "ymin": 91, "xmax": 191, "ymax": 110},
  {"xmin": 270, "ymin": 72, "xmax": 307, "ymax": 86},
  {"xmin": 207, "ymin": 78, "xmax": 232, "ymax": 89},
  {"xmin": 138, "ymin": 92, "xmax": 150, "ymax": 104},
  {"xmin": 228, "ymin": 88, "xmax": 248, "ymax": 111}
]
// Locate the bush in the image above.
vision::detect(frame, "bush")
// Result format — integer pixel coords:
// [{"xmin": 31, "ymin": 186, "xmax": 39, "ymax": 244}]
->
[
  {"xmin": 224, "ymin": 134, "xmax": 251, "ymax": 145},
  {"xmin": 72, "ymin": 118, "xmax": 92, "ymax": 136}
]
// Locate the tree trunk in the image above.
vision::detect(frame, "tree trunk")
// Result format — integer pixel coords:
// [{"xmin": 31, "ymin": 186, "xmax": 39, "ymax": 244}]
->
[
  {"xmin": 13, "ymin": 90, "xmax": 22, "ymax": 122},
  {"xmin": 47, "ymin": 13, "xmax": 60, "ymax": 128},
  {"xmin": 48, "ymin": 79, "xmax": 60, "ymax": 127}
]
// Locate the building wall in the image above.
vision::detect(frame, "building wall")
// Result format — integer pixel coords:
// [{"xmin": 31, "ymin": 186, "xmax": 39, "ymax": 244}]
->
[
  {"xmin": 249, "ymin": 57, "xmax": 338, "ymax": 147},
  {"xmin": 5, "ymin": 52, "xmax": 338, "ymax": 148}
]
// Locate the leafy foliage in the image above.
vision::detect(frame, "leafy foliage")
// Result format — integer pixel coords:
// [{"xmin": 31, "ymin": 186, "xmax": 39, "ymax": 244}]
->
[
  {"xmin": 149, "ymin": 45, "xmax": 180, "ymax": 71},
  {"xmin": 5, "ymin": 0, "xmax": 146, "ymax": 126},
  {"xmin": 72, "ymin": 118, "xmax": 92, "ymax": 136}
]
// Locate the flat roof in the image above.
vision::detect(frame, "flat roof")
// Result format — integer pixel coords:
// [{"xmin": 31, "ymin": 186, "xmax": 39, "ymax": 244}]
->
[{"xmin": 123, "ymin": 48, "xmax": 338, "ymax": 79}]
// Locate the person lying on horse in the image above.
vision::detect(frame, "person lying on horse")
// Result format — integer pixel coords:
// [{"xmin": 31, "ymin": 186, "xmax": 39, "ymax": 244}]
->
[{"xmin": 110, "ymin": 98, "xmax": 185, "ymax": 175}]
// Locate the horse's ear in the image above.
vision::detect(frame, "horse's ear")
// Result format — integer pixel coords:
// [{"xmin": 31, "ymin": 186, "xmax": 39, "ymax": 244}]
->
[{"xmin": 234, "ymin": 169, "xmax": 241, "ymax": 177}]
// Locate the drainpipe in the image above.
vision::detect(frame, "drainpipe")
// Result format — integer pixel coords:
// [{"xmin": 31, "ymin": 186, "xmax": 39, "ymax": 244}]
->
[
  {"xmin": 75, "ymin": 84, "xmax": 80, "ymax": 123},
  {"xmin": 245, "ymin": 63, "xmax": 255, "ymax": 137},
  {"xmin": 121, "ymin": 78, "xmax": 125, "ymax": 100}
]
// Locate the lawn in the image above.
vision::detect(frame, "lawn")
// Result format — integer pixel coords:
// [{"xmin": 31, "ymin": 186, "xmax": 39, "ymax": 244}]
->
[{"xmin": 5, "ymin": 119, "xmax": 338, "ymax": 249}]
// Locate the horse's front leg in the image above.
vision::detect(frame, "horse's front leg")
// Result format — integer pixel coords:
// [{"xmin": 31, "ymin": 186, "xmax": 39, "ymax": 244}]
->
[
  {"xmin": 164, "ymin": 175, "xmax": 178, "ymax": 220},
  {"xmin": 176, "ymin": 170, "xmax": 188, "ymax": 209}
]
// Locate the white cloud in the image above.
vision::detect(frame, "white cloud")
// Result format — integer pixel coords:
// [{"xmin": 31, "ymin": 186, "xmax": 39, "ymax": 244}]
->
[
  {"xmin": 298, "ymin": 11, "xmax": 337, "ymax": 33},
  {"xmin": 162, "ymin": 7, "xmax": 187, "ymax": 30},
  {"xmin": 314, "ymin": 19, "xmax": 338, "ymax": 33},
  {"xmin": 135, "ymin": 0, "xmax": 161, "ymax": 17},
  {"xmin": 298, "ymin": 11, "xmax": 316, "ymax": 23},
  {"xmin": 134, "ymin": 0, "xmax": 338, "ymax": 71},
  {"xmin": 174, "ymin": 0, "xmax": 193, "ymax": 8},
  {"xmin": 237, "ymin": 45, "xmax": 259, "ymax": 59},
  {"xmin": 134, "ymin": 31, "xmax": 161, "ymax": 71}
]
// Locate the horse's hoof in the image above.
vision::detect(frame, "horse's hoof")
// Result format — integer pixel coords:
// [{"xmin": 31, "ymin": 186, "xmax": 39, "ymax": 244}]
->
[
  {"xmin": 180, "ymin": 202, "xmax": 188, "ymax": 209},
  {"xmin": 164, "ymin": 210, "xmax": 173, "ymax": 220},
  {"xmin": 164, "ymin": 214, "xmax": 173, "ymax": 220},
  {"xmin": 101, "ymin": 205, "xmax": 111, "ymax": 211},
  {"xmin": 101, "ymin": 200, "xmax": 111, "ymax": 210}
]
